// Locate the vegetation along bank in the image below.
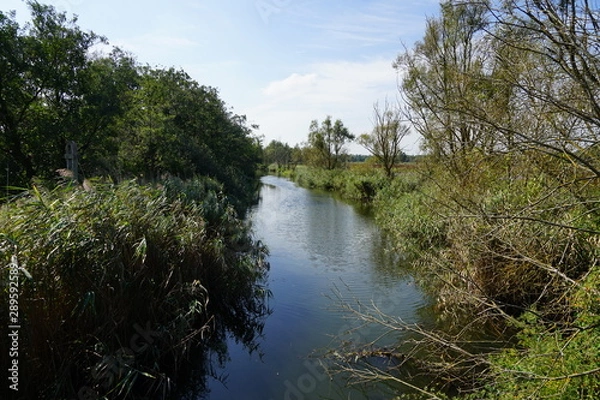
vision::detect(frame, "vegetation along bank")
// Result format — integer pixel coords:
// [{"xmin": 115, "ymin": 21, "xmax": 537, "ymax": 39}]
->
[
  {"xmin": 1, "ymin": 0, "xmax": 599, "ymax": 398},
  {"xmin": 277, "ymin": 1, "xmax": 600, "ymax": 398},
  {"xmin": 1, "ymin": 3, "xmax": 268, "ymax": 399}
]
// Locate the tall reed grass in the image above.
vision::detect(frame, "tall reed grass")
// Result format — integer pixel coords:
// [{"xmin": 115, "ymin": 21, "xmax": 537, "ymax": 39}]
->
[{"xmin": 0, "ymin": 177, "xmax": 269, "ymax": 399}]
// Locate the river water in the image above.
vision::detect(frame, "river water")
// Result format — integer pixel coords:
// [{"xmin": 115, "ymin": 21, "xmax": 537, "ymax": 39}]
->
[{"xmin": 204, "ymin": 175, "xmax": 429, "ymax": 399}]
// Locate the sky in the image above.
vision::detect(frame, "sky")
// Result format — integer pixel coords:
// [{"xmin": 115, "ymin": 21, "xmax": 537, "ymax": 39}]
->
[{"xmin": 3, "ymin": 0, "xmax": 441, "ymax": 154}]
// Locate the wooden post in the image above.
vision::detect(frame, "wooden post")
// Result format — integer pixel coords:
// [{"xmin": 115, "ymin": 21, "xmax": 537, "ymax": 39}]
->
[{"xmin": 65, "ymin": 141, "xmax": 78, "ymax": 182}]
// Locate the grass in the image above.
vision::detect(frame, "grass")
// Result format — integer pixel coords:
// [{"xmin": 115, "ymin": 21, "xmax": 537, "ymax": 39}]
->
[
  {"xmin": 0, "ymin": 177, "xmax": 269, "ymax": 399},
  {"xmin": 292, "ymin": 165, "xmax": 390, "ymax": 203}
]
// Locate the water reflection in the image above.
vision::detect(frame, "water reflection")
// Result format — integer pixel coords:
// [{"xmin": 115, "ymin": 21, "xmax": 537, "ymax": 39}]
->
[{"xmin": 190, "ymin": 176, "xmax": 428, "ymax": 399}]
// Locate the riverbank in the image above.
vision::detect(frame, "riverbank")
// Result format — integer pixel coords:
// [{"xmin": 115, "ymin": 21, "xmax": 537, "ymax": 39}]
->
[
  {"xmin": 290, "ymin": 162, "xmax": 600, "ymax": 398},
  {"xmin": 0, "ymin": 177, "xmax": 269, "ymax": 399}
]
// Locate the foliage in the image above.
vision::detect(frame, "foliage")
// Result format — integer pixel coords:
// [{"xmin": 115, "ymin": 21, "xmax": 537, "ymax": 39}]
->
[
  {"xmin": 0, "ymin": 2, "xmax": 262, "ymax": 209},
  {"xmin": 0, "ymin": 179, "xmax": 270, "ymax": 399},
  {"xmin": 396, "ymin": 0, "xmax": 491, "ymax": 164},
  {"xmin": 373, "ymin": 170, "xmax": 446, "ymax": 257},
  {"xmin": 477, "ymin": 292, "xmax": 600, "ymax": 399},
  {"xmin": 293, "ymin": 165, "xmax": 389, "ymax": 203},
  {"xmin": 115, "ymin": 67, "xmax": 262, "ymax": 210},
  {"xmin": 0, "ymin": 1, "xmax": 105, "ymax": 186},
  {"xmin": 263, "ymin": 140, "xmax": 292, "ymax": 167},
  {"xmin": 305, "ymin": 116, "xmax": 355, "ymax": 169},
  {"xmin": 330, "ymin": 0, "xmax": 600, "ymax": 398}
]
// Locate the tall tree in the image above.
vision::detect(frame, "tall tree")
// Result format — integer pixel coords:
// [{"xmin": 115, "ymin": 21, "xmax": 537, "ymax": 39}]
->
[
  {"xmin": 307, "ymin": 116, "xmax": 354, "ymax": 169},
  {"xmin": 0, "ymin": 1, "xmax": 263, "ymax": 208},
  {"xmin": 395, "ymin": 0, "xmax": 490, "ymax": 167},
  {"xmin": 358, "ymin": 99, "xmax": 409, "ymax": 178},
  {"xmin": 116, "ymin": 66, "xmax": 262, "ymax": 204},
  {"xmin": 486, "ymin": 0, "xmax": 600, "ymax": 179},
  {"xmin": 0, "ymin": 1, "xmax": 104, "ymax": 185}
]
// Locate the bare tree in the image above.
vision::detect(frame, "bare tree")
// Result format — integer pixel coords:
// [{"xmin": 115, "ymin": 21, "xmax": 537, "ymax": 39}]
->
[{"xmin": 358, "ymin": 99, "xmax": 409, "ymax": 178}]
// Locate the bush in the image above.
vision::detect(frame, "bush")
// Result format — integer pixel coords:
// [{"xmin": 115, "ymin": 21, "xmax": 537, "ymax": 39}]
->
[
  {"xmin": 373, "ymin": 171, "xmax": 446, "ymax": 256},
  {"xmin": 348, "ymin": 154, "xmax": 600, "ymax": 398},
  {"xmin": 476, "ymin": 267, "xmax": 600, "ymax": 399}
]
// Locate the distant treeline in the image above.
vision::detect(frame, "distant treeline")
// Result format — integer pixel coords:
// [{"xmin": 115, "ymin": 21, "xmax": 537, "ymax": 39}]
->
[
  {"xmin": 261, "ymin": 139, "xmax": 421, "ymax": 168},
  {"xmin": 346, "ymin": 153, "xmax": 421, "ymax": 163}
]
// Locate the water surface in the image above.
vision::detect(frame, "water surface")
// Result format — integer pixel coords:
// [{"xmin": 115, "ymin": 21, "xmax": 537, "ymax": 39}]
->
[{"xmin": 204, "ymin": 176, "xmax": 428, "ymax": 399}]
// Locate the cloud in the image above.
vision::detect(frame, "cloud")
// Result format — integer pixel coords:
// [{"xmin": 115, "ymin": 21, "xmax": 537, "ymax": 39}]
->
[
  {"xmin": 288, "ymin": 0, "xmax": 437, "ymax": 51},
  {"xmin": 256, "ymin": 58, "xmax": 399, "ymax": 115},
  {"xmin": 262, "ymin": 73, "xmax": 318, "ymax": 98},
  {"xmin": 246, "ymin": 58, "xmax": 422, "ymax": 154}
]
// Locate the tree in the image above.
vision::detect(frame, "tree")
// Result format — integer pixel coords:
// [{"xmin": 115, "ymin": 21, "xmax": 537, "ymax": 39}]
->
[
  {"xmin": 263, "ymin": 140, "xmax": 292, "ymax": 167},
  {"xmin": 358, "ymin": 99, "xmax": 409, "ymax": 178},
  {"xmin": 116, "ymin": 65, "xmax": 262, "ymax": 206},
  {"xmin": 69, "ymin": 48, "xmax": 140, "ymax": 179},
  {"xmin": 395, "ymin": 0, "xmax": 491, "ymax": 167},
  {"xmin": 330, "ymin": 1, "xmax": 600, "ymax": 397},
  {"xmin": 0, "ymin": 1, "xmax": 104, "ymax": 185},
  {"xmin": 485, "ymin": 0, "xmax": 600, "ymax": 179},
  {"xmin": 307, "ymin": 116, "xmax": 354, "ymax": 169},
  {"xmin": 0, "ymin": 1, "xmax": 263, "ymax": 209}
]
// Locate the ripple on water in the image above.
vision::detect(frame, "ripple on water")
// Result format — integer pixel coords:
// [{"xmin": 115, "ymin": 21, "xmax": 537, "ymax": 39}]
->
[{"xmin": 202, "ymin": 176, "xmax": 429, "ymax": 400}]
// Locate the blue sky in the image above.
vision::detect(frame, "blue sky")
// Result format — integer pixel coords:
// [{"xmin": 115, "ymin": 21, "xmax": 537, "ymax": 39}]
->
[{"xmin": 4, "ymin": 0, "xmax": 441, "ymax": 154}]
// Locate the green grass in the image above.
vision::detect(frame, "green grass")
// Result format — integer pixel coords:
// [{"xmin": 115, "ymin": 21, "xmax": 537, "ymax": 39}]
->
[{"xmin": 292, "ymin": 165, "xmax": 390, "ymax": 203}]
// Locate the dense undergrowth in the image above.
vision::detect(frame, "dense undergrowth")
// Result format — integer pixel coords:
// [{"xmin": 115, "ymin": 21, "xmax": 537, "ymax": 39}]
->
[
  {"xmin": 292, "ymin": 164, "xmax": 413, "ymax": 203},
  {"xmin": 0, "ymin": 177, "xmax": 270, "ymax": 399},
  {"xmin": 291, "ymin": 161, "xmax": 600, "ymax": 398}
]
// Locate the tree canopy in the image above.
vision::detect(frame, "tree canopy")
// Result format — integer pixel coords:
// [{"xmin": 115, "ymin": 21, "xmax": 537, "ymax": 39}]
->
[
  {"xmin": 0, "ymin": 1, "xmax": 262, "ymax": 206},
  {"xmin": 305, "ymin": 116, "xmax": 354, "ymax": 169}
]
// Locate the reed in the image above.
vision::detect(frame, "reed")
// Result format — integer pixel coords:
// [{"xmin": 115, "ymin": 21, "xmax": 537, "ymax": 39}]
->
[{"xmin": 0, "ymin": 177, "xmax": 269, "ymax": 399}]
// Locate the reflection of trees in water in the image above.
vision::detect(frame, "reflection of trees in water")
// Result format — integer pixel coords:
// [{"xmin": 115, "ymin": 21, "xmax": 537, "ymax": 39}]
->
[
  {"xmin": 172, "ymin": 274, "xmax": 271, "ymax": 400},
  {"xmin": 368, "ymin": 230, "xmax": 412, "ymax": 282}
]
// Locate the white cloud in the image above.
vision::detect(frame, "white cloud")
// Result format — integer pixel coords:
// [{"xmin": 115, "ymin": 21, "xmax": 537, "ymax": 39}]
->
[
  {"xmin": 246, "ymin": 58, "xmax": 422, "ymax": 154},
  {"xmin": 262, "ymin": 73, "xmax": 318, "ymax": 98}
]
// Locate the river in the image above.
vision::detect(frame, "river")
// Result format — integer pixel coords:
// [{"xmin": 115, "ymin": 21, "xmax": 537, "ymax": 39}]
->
[{"xmin": 203, "ymin": 175, "xmax": 429, "ymax": 399}]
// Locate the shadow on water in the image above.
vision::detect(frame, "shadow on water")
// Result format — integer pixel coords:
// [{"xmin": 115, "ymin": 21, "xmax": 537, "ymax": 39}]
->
[{"xmin": 171, "ymin": 276, "xmax": 272, "ymax": 400}]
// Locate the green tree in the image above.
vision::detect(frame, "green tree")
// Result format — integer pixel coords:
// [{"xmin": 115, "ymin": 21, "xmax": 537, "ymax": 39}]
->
[
  {"xmin": 263, "ymin": 140, "xmax": 292, "ymax": 167},
  {"xmin": 115, "ymin": 65, "xmax": 262, "ymax": 207},
  {"xmin": 307, "ymin": 116, "xmax": 354, "ymax": 169},
  {"xmin": 0, "ymin": 1, "xmax": 262, "ymax": 208},
  {"xmin": 395, "ymin": 0, "xmax": 490, "ymax": 166},
  {"xmin": 358, "ymin": 99, "xmax": 409, "ymax": 178},
  {"xmin": 0, "ymin": 1, "xmax": 104, "ymax": 185},
  {"xmin": 486, "ymin": 0, "xmax": 600, "ymax": 179},
  {"xmin": 67, "ymin": 48, "xmax": 139, "ymax": 179}
]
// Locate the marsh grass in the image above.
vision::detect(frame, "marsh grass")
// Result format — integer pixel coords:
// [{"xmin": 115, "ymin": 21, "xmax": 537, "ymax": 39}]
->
[
  {"xmin": 292, "ymin": 165, "xmax": 391, "ymax": 203},
  {"xmin": 0, "ymin": 177, "xmax": 269, "ymax": 399}
]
